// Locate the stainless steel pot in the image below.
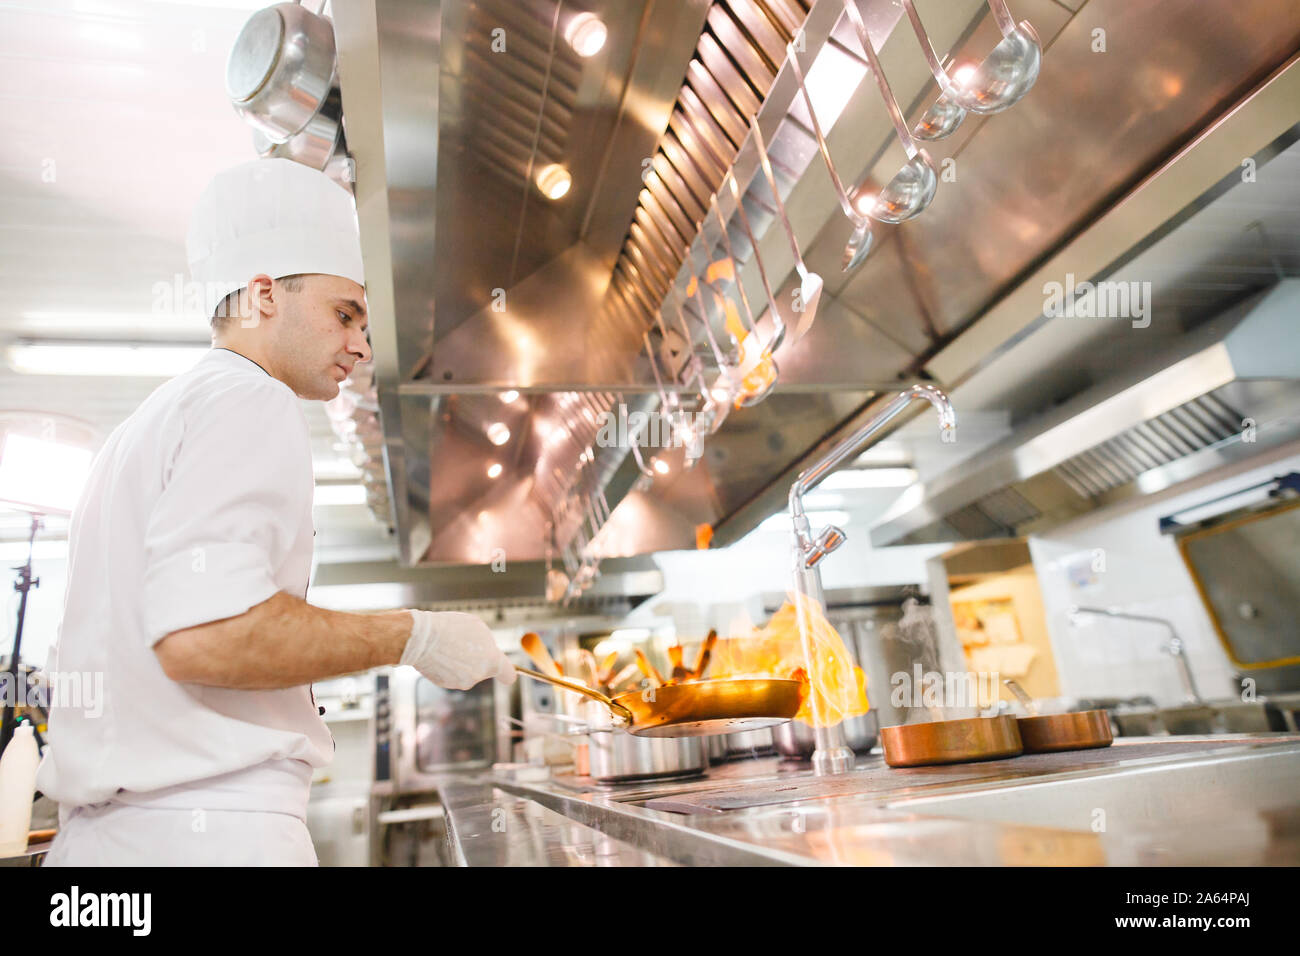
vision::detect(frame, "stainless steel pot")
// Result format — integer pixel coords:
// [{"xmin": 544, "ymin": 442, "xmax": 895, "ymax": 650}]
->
[
  {"xmin": 583, "ymin": 701, "xmax": 706, "ymax": 783},
  {"xmin": 226, "ymin": 2, "xmax": 337, "ymax": 144},
  {"xmin": 586, "ymin": 731, "xmax": 707, "ymax": 783},
  {"xmin": 725, "ymin": 727, "xmax": 775, "ymax": 758},
  {"xmin": 773, "ymin": 711, "xmax": 879, "ymax": 760},
  {"xmin": 705, "ymin": 734, "xmax": 728, "ymax": 764},
  {"xmin": 251, "ymin": 86, "xmax": 342, "ymax": 170}
]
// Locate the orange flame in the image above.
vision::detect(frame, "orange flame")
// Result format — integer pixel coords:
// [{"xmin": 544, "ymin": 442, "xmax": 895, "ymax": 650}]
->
[{"xmin": 707, "ymin": 592, "xmax": 868, "ymax": 726}]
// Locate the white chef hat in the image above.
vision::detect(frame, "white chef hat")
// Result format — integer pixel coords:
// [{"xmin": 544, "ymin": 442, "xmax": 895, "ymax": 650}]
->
[{"xmin": 186, "ymin": 158, "xmax": 365, "ymax": 320}]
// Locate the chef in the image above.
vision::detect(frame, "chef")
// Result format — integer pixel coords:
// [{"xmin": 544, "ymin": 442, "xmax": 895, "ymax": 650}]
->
[{"xmin": 36, "ymin": 158, "xmax": 515, "ymax": 866}]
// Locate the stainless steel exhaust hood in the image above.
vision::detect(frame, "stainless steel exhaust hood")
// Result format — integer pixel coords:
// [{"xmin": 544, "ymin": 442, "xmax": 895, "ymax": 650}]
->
[
  {"xmin": 872, "ymin": 280, "xmax": 1300, "ymax": 545},
  {"xmin": 328, "ymin": 0, "xmax": 1300, "ymax": 572}
]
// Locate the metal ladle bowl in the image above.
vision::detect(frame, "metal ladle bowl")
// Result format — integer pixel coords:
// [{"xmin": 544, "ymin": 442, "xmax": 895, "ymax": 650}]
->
[
  {"xmin": 956, "ymin": 20, "xmax": 1041, "ymax": 114},
  {"xmin": 912, "ymin": 89, "xmax": 967, "ymax": 141},
  {"xmin": 866, "ymin": 150, "xmax": 939, "ymax": 225},
  {"xmin": 842, "ymin": 220, "xmax": 874, "ymax": 271}
]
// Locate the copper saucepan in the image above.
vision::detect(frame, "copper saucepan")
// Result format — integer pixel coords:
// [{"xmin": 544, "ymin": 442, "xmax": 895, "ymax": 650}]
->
[
  {"xmin": 880, "ymin": 715, "xmax": 1023, "ymax": 768},
  {"xmin": 516, "ymin": 667, "xmax": 803, "ymax": 738},
  {"xmin": 1004, "ymin": 680, "xmax": 1113, "ymax": 753}
]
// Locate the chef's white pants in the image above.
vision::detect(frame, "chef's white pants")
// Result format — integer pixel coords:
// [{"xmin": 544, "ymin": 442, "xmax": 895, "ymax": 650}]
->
[{"xmin": 42, "ymin": 802, "xmax": 318, "ymax": 867}]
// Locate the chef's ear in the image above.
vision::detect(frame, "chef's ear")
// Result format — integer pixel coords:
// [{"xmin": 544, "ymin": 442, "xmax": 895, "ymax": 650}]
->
[{"xmin": 244, "ymin": 274, "xmax": 278, "ymax": 328}]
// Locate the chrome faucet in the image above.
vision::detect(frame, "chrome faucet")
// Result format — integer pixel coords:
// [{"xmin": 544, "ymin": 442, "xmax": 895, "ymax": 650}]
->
[
  {"xmin": 1070, "ymin": 606, "xmax": 1204, "ymax": 704},
  {"xmin": 789, "ymin": 384, "xmax": 956, "ymax": 775}
]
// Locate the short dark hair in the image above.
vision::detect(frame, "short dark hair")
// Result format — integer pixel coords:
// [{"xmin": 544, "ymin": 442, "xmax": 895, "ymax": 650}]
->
[{"xmin": 211, "ymin": 274, "xmax": 309, "ymax": 331}]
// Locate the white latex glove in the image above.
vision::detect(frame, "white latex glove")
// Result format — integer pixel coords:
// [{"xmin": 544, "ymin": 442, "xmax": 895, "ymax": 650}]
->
[{"xmin": 401, "ymin": 610, "xmax": 517, "ymax": 690}]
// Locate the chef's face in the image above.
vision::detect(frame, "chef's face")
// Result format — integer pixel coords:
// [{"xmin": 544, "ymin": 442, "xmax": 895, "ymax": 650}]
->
[{"xmin": 269, "ymin": 274, "xmax": 372, "ymax": 400}]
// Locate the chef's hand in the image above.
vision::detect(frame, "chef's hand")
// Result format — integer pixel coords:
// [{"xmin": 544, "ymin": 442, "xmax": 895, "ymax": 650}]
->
[{"xmin": 401, "ymin": 610, "xmax": 517, "ymax": 689}]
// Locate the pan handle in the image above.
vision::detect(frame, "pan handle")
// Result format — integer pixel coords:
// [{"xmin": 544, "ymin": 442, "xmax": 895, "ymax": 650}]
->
[{"xmin": 516, "ymin": 667, "xmax": 635, "ymax": 726}]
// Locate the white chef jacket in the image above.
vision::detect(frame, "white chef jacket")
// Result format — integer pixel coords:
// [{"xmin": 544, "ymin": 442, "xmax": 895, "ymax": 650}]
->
[{"xmin": 35, "ymin": 347, "xmax": 334, "ymax": 820}]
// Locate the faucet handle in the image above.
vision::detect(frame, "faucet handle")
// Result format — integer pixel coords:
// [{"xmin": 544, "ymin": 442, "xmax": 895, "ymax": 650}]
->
[{"xmin": 804, "ymin": 524, "xmax": 847, "ymax": 567}]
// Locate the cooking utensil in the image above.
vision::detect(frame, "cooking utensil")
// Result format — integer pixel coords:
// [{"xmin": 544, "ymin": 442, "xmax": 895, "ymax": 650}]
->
[
  {"xmin": 840, "ymin": 0, "xmax": 939, "ymax": 224},
  {"xmin": 521, "ymin": 632, "xmax": 562, "ymax": 680},
  {"xmin": 516, "ymin": 667, "xmax": 803, "ymax": 738},
  {"xmin": 692, "ymin": 630, "xmax": 718, "ymax": 680},
  {"xmin": 783, "ymin": 45, "xmax": 875, "ymax": 270},
  {"xmin": 723, "ymin": 174, "xmax": 795, "ymax": 344},
  {"xmin": 899, "ymin": 0, "xmax": 968, "ymax": 140},
  {"xmin": 900, "ymin": 0, "xmax": 1041, "ymax": 119},
  {"xmin": 251, "ymin": 84, "xmax": 343, "ymax": 169},
  {"xmin": 642, "ymin": 330, "xmax": 706, "ymax": 468},
  {"xmin": 691, "ymin": 275, "xmax": 745, "ymax": 373},
  {"xmin": 597, "ymin": 651, "xmax": 620, "ymax": 687},
  {"xmin": 880, "ymin": 715, "xmax": 1022, "ymax": 767},
  {"xmin": 1017, "ymin": 711, "xmax": 1114, "ymax": 753},
  {"xmin": 706, "ymin": 199, "xmax": 780, "ymax": 406},
  {"xmin": 670, "ymin": 293, "xmax": 735, "ymax": 433},
  {"xmin": 583, "ymin": 703, "xmax": 708, "ymax": 783},
  {"xmin": 749, "ymin": 118, "xmax": 823, "ymax": 344},
  {"xmin": 1004, "ymin": 679, "xmax": 1114, "ymax": 753},
  {"xmin": 606, "ymin": 662, "xmax": 641, "ymax": 694},
  {"xmin": 705, "ymin": 734, "xmax": 728, "ymax": 764},
  {"xmin": 724, "ymin": 727, "xmax": 776, "ymax": 758},
  {"xmin": 668, "ymin": 644, "xmax": 689, "ymax": 682},
  {"xmin": 578, "ymin": 649, "xmax": 600, "ymax": 689},
  {"xmin": 956, "ymin": 0, "xmax": 1041, "ymax": 113},
  {"xmin": 683, "ymin": 284, "xmax": 744, "ymax": 415},
  {"xmin": 633, "ymin": 648, "xmax": 664, "ymax": 688},
  {"xmin": 226, "ymin": 2, "xmax": 337, "ymax": 144},
  {"xmin": 1003, "ymin": 677, "xmax": 1038, "ymax": 714}
]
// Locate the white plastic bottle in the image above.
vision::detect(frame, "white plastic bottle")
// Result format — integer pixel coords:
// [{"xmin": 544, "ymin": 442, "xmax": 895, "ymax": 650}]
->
[{"xmin": 0, "ymin": 724, "xmax": 40, "ymax": 856}]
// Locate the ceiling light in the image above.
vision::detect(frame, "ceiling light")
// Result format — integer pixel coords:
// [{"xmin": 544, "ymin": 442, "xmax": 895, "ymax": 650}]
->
[
  {"xmin": 487, "ymin": 422, "xmax": 511, "ymax": 446},
  {"xmin": 535, "ymin": 164, "xmax": 572, "ymax": 200},
  {"xmin": 6, "ymin": 343, "xmax": 207, "ymax": 377},
  {"xmin": 487, "ymin": 462, "xmax": 503, "ymax": 479},
  {"xmin": 564, "ymin": 12, "xmax": 607, "ymax": 57},
  {"xmin": 20, "ymin": 311, "xmax": 210, "ymax": 340},
  {"xmin": 500, "ymin": 390, "xmax": 519, "ymax": 403}
]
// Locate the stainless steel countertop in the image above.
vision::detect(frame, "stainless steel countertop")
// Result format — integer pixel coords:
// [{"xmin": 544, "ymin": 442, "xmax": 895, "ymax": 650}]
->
[{"xmin": 436, "ymin": 735, "xmax": 1300, "ymax": 866}]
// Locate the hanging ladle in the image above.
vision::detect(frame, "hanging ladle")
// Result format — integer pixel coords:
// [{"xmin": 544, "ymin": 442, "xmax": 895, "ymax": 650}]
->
[
  {"xmin": 671, "ymin": 293, "xmax": 734, "ymax": 434},
  {"xmin": 706, "ymin": 199, "xmax": 780, "ymax": 406},
  {"xmin": 722, "ymin": 173, "xmax": 796, "ymax": 342},
  {"xmin": 839, "ymin": 0, "xmax": 938, "ymax": 225},
  {"xmin": 749, "ymin": 118, "xmax": 824, "ymax": 345},
  {"xmin": 905, "ymin": 0, "xmax": 1041, "ymax": 117},
  {"xmin": 694, "ymin": 276, "xmax": 776, "ymax": 410},
  {"xmin": 643, "ymin": 329, "xmax": 704, "ymax": 466},
  {"xmin": 689, "ymin": 276, "xmax": 750, "ymax": 405},
  {"xmin": 899, "ymin": 0, "xmax": 968, "ymax": 140},
  {"xmin": 783, "ymin": 44, "xmax": 875, "ymax": 271}
]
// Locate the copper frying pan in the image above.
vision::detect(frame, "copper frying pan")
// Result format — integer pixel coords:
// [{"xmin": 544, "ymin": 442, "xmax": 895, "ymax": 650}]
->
[{"xmin": 517, "ymin": 667, "xmax": 803, "ymax": 738}]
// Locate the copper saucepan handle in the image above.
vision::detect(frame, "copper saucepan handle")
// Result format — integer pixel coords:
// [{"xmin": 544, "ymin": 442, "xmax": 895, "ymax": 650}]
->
[{"xmin": 516, "ymin": 667, "xmax": 635, "ymax": 725}]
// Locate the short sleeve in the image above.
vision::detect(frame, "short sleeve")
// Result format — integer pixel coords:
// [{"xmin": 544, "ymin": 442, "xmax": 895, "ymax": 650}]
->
[{"xmin": 141, "ymin": 378, "xmax": 312, "ymax": 646}]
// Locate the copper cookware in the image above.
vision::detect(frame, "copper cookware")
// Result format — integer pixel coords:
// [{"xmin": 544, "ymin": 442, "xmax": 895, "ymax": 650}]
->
[
  {"xmin": 1004, "ymin": 680, "xmax": 1113, "ymax": 752},
  {"xmin": 516, "ymin": 667, "xmax": 803, "ymax": 738},
  {"xmin": 1015, "ymin": 711, "xmax": 1114, "ymax": 753},
  {"xmin": 880, "ymin": 715, "xmax": 1023, "ymax": 768}
]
